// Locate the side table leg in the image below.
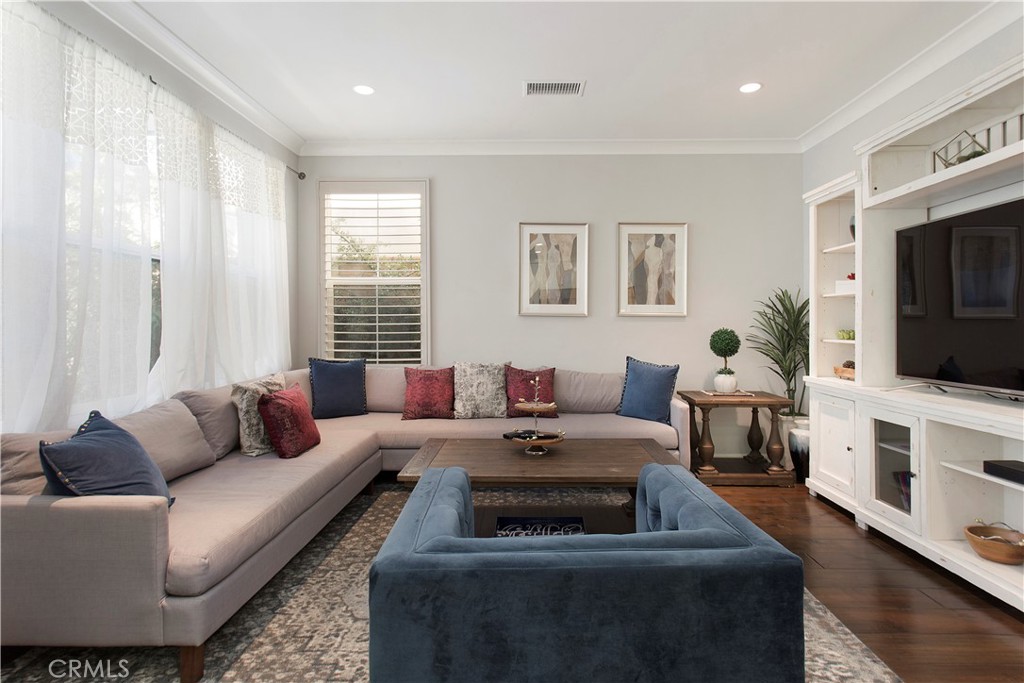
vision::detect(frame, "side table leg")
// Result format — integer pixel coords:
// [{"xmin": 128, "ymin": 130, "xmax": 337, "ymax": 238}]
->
[
  {"xmin": 687, "ymin": 401, "xmax": 701, "ymax": 472},
  {"xmin": 743, "ymin": 406, "xmax": 767, "ymax": 465},
  {"xmin": 766, "ymin": 406, "xmax": 787, "ymax": 473},
  {"xmin": 697, "ymin": 407, "xmax": 718, "ymax": 473}
]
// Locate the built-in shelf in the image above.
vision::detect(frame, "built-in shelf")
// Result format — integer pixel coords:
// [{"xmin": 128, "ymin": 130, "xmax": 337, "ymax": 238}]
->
[
  {"xmin": 932, "ymin": 539, "xmax": 1024, "ymax": 596},
  {"xmin": 822, "ymin": 292, "xmax": 855, "ymax": 299},
  {"xmin": 864, "ymin": 141, "xmax": 1024, "ymax": 209},
  {"xmin": 822, "ymin": 338, "xmax": 855, "ymax": 345},
  {"xmin": 941, "ymin": 460, "xmax": 1024, "ymax": 493},
  {"xmin": 822, "ymin": 241, "xmax": 856, "ymax": 254},
  {"xmin": 879, "ymin": 440, "xmax": 912, "ymax": 456}
]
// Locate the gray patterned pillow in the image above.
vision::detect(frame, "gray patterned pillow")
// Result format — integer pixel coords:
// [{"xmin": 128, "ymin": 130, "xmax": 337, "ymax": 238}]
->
[
  {"xmin": 231, "ymin": 373, "xmax": 285, "ymax": 456},
  {"xmin": 454, "ymin": 362, "xmax": 508, "ymax": 419}
]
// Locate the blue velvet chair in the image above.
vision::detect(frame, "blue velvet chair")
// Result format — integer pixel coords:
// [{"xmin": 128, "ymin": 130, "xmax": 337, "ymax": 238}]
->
[{"xmin": 369, "ymin": 464, "xmax": 804, "ymax": 682}]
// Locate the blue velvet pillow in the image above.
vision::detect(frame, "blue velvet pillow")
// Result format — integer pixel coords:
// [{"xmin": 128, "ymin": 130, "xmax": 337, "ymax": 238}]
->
[
  {"xmin": 38, "ymin": 411, "xmax": 174, "ymax": 506},
  {"xmin": 308, "ymin": 357, "xmax": 368, "ymax": 419},
  {"xmin": 616, "ymin": 356, "xmax": 679, "ymax": 424}
]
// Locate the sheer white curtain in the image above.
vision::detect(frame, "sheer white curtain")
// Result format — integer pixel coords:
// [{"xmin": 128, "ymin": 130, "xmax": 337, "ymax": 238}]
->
[
  {"xmin": 148, "ymin": 95, "xmax": 290, "ymax": 398},
  {"xmin": 2, "ymin": 3, "xmax": 291, "ymax": 432},
  {"xmin": 2, "ymin": 3, "xmax": 154, "ymax": 431}
]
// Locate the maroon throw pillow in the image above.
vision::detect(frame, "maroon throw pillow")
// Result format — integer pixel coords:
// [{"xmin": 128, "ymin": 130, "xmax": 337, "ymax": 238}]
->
[
  {"xmin": 402, "ymin": 367, "xmax": 455, "ymax": 420},
  {"xmin": 257, "ymin": 384, "xmax": 321, "ymax": 458},
  {"xmin": 506, "ymin": 366, "xmax": 558, "ymax": 418}
]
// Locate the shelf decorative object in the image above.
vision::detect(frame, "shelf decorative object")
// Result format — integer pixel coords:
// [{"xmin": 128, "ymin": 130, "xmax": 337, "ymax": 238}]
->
[
  {"xmin": 507, "ymin": 375, "xmax": 564, "ymax": 454},
  {"xmin": 963, "ymin": 523, "xmax": 1024, "ymax": 565},
  {"xmin": 833, "ymin": 360, "xmax": 855, "ymax": 381},
  {"xmin": 934, "ymin": 130, "xmax": 988, "ymax": 170},
  {"xmin": 709, "ymin": 327, "xmax": 741, "ymax": 393}
]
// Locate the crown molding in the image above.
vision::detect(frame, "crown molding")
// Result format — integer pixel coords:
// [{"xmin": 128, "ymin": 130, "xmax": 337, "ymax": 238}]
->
[
  {"xmin": 300, "ymin": 138, "xmax": 802, "ymax": 157},
  {"xmin": 83, "ymin": 0, "xmax": 304, "ymax": 154},
  {"xmin": 798, "ymin": 1, "xmax": 1024, "ymax": 152}
]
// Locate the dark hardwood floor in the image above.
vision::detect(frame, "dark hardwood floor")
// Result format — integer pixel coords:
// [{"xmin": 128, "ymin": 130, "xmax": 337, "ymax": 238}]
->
[{"xmin": 711, "ymin": 484, "xmax": 1024, "ymax": 683}]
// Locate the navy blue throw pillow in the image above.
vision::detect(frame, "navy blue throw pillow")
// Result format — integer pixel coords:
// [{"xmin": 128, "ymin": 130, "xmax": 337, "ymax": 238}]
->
[
  {"xmin": 38, "ymin": 411, "xmax": 174, "ymax": 506},
  {"xmin": 308, "ymin": 357, "xmax": 368, "ymax": 419},
  {"xmin": 617, "ymin": 356, "xmax": 679, "ymax": 424}
]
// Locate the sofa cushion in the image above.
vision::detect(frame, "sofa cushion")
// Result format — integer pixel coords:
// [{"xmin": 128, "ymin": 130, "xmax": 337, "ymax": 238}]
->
[
  {"xmin": 454, "ymin": 362, "xmax": 507, "ymax": 419},
  {"xmin": 506, "ymin": 366, "xmax": 557, "ymax": 418},
  {"xmin": 553, "ymin": 369, "xmax": 624, "ymax": 413},
  {"xmin": 258, "ymin": 384, "xmax": 321, "ymax": 458},
  {"xmin": 617, "ymin": 356, "xmax": 679, "ymax": 424},
  {"xmin": 231, "ymin": 374, "xmax": 285, "ymax": 456},
  {"xmin": 366, "ymin": 365, "xmax": 406, "ymax": 412},
  {"xmin": 164, "ymin": 427, "xmax": 379, "ymax": 596},
  {"xmin": 38, "ymin": 411, "xmax": 173, "ymax": 506},
  {"xmin": 282, "ymin": 368, "xmax": 314, "ymax": 407},
  {"xmin": 309, "ymin": 358, "xmax": 367, "ymax": 419},
  {"xmin": 173, "ymin": 384, "xmax": 238, "ymax": 459},
  {"xmin": 1, "ymin": 428, "xmax": 73, "ymax": 495},
  {"xmin": 115, "ymin": 399, "xmax": 217, "ymax": 481},
  {"xmin": 403, "ymin": 367, "xmax": 455, "ymax": 420}
]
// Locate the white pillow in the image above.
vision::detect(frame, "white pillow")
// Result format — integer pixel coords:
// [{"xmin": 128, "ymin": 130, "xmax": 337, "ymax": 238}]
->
[{"xmin": 454, "ymin": 362, "xmax": 508, "ymax": 419}]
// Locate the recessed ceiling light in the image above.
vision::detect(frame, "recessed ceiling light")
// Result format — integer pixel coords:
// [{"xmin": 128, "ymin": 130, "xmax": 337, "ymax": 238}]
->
[
  {"xmin": 739, "ymin": 82, "xmax": 762, "ymax": 94},
  {"xmin": 353, "ymin": 85, "xmax": 375, "ymax": 95}
]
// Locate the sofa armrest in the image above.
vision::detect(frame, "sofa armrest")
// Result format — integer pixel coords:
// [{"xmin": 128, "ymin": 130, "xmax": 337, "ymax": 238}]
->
[
  {"xmin": 669, "ymin": 395, "xmax": 691, "ymax": 467},
  {"xmin": 1, "ymin": 494, "xmax": 170, "ymax": 646}
]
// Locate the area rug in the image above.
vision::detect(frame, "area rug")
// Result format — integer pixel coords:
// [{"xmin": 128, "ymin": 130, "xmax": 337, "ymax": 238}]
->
[{"xmin": 1, "ymin": 485, "xmax": 901, "ymax": 682}]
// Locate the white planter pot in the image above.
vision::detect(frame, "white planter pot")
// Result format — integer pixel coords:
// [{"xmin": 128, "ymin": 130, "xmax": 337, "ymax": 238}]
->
[{"xmin": 713, "ymin": 374, "xmax": 737, "ymax": 393}]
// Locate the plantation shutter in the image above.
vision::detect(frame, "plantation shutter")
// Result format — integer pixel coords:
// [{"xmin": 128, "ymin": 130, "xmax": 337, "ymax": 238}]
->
[{"xmin": 321, "ymin": 180, "xmax": 428, "ymax": 363}]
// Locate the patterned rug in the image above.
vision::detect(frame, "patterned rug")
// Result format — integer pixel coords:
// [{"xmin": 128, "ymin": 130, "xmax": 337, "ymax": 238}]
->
[{"xmin": 2, "ymin": 485, "xmax": 901, "ymax": 682}]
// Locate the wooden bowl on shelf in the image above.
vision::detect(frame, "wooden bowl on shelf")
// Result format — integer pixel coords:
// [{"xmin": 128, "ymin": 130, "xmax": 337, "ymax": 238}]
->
[
  {"xmin": 963, "ymin": 525, "xmax": 1024, "ymax": 565},
  {"xmin": 832, "ymin": 366, "xmax": 855, "ymax": 381}
]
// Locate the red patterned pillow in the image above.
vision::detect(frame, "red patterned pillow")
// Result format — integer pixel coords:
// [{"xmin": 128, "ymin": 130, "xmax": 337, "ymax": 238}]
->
[
  {"xmin": 257, "ymin": 384, "xmax": 321, "ymax": 458},
  {"xmin": 403, "ymin": 367, "xmax": 455, "ymax": 420},
  {"xmin": 506, "ymin": 366, "xmax": 558, "ymax": 418}
]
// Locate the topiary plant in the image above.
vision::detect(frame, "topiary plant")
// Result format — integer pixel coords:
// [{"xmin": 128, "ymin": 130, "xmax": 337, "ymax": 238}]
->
[{"xmin": 709, "ymin": 327, "xmax": 741, "ymax": 375}]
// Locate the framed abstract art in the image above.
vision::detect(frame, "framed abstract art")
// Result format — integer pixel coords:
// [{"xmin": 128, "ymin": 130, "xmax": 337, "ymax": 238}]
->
[
  {"xmin": 519, "ymin": 223, "xmax": 589, "ymax": 316},
  {"xmin": 618, "ymin": 223, "xmax": 688, "ymax": 316}
]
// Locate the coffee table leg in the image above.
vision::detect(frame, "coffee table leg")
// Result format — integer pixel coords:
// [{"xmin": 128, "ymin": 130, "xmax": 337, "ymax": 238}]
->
[
  {"xmin": 744, "ymin": 406, "xmax": 767, "ymax": 465},
  {"xmin": 766, "ymin": 406, "xmax": 787, "ymax": 473},
  {"xmin": 697, "ymin": 407, "xmax": 718, "ymax": 473}
]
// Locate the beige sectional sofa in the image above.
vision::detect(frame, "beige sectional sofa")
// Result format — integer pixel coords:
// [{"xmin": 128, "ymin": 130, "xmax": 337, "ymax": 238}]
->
[{"xmin": 0, "ymin": 365, "xmax": 688, "ymax": 682}]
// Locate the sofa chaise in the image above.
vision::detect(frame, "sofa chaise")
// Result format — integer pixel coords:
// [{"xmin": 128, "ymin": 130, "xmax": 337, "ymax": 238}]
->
[
  {"xmin": 0, "ymin": 363, "xmax": 690, "ymax": 682},
  {"xmin": 369, "ymin": 464, "xmax": 805, "ymax": 683}
]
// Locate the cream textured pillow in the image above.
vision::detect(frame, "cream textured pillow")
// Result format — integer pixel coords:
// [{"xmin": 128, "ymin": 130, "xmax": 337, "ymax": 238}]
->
[
  {"xmin": 454, "ymin": 362, "xmax": 508, "ymax": 419},
  {"xmin": 231, "ymin": 373, "xmax": 285, "ymax": 456}
]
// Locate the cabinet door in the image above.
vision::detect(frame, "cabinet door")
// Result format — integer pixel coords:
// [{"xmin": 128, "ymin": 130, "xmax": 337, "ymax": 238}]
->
[
  {"xmin": 810, "ymin": 392, "xmax": 856, "ymax": 498},
  {"xmin": 857, "ymin": 404, "xmax": 921, "ymax": 534}
]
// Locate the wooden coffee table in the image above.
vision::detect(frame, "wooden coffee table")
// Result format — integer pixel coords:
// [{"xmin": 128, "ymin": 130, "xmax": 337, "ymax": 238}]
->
[{"xmin": 398, "ymin": 438, "xmax": 678, "ymax": 488}]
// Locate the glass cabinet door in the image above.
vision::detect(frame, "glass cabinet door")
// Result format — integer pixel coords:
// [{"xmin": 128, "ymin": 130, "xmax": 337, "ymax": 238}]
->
[{"xmin": 858, "ymin": 406, "xmax": 921, "ymax": 533}]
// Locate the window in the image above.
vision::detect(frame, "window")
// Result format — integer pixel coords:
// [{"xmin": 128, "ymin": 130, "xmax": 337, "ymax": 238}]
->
[{"xmin": 320, "ymin": 180, "xmax": 429, "ymax": 364}]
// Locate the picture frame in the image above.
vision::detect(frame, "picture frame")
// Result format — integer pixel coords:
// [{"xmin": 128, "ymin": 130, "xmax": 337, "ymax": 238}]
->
[
  {"xmin": 618, "ymin": 223, "xmax": 688, "ymax": 316},
  {"xmin": 519, "ymin": 223, "xmax": 588, "ymax": 316},
  {"xmin": 897, "ymin": 226, "xmax": 926, "ymax": 317},
  {"xmin": 951, "ymin": 226, "xmax": 1019, "ymax": 319}
]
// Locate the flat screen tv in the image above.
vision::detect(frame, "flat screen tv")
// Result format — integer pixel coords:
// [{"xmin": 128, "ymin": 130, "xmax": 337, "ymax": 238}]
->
[{"xmin": 895, "ymin": 198, "xmax": 1024, "ymax": 398}]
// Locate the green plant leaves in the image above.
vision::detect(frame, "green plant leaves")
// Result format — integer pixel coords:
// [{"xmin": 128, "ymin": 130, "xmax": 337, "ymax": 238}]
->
[{"xmin": 746, "ymin": 288, "xmax": 809, "ymax": 412}]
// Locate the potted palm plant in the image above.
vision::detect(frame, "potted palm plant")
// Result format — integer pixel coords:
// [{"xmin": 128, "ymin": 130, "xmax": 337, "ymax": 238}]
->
[
  {"xmin": 709, "ymin": 327, "xmax": 741, "ymax": 393},
  {"xmin": 745, "ymin": 288, "xmax": 809, "ymax": 415}
]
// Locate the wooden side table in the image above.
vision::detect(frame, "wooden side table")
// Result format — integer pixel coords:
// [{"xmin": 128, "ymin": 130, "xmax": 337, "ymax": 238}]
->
[{"xmin": 676, "ymin": 390, "xmax": 795, "ymax": 487}]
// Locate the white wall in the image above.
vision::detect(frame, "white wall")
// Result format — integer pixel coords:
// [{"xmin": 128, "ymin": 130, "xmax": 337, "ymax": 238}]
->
[{"xmin": 295, "ymin": 154, "xmax": 804, "ymax": 453}]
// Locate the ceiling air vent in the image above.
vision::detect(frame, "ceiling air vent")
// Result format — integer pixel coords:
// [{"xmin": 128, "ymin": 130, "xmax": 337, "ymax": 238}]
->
[{"xmin": 523, "ymin": 80, "xmax": 586, "ymax": 97}]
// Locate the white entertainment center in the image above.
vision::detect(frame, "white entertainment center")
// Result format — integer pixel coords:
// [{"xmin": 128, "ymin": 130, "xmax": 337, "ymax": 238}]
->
[{"xmin": 803, "ymin": 56, "xmax": 1024, "ymax": 609}]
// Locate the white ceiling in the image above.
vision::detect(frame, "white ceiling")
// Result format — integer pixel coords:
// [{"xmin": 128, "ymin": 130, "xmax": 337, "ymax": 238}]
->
[{"xmin": 83, "ymin": 1, "xmax": 1021, "ymax": 156}]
